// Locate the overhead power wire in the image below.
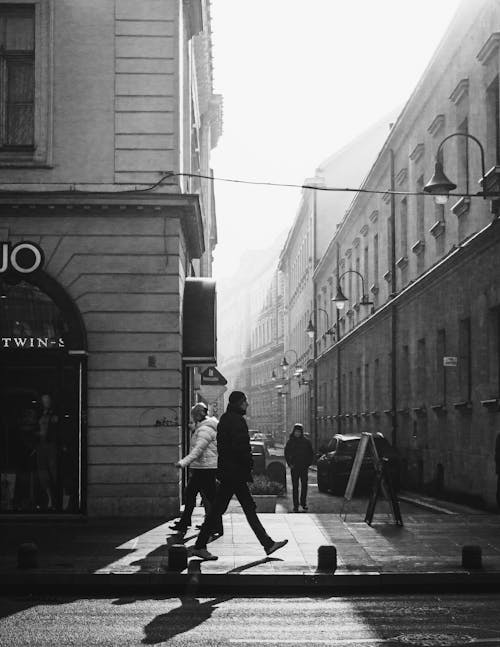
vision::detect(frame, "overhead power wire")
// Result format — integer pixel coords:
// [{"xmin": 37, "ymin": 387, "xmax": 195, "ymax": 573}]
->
[{"xmin": 125, "ymin": 171, "xmax": 498, "ymax": 199}]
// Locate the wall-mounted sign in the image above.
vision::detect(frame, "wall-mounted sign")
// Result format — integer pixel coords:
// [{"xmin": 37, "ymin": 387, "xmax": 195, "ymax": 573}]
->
[
  {"xmin": 1, "ymin": 337, "xmax": 65, "ymax": 349},
  {"xmin": 0, "ymin": 241, "xmax": 44, "ymax": 274},
  {"xmin": 443, "ymin": 356, "xmax": 458, "ymax": 367},
  {"xmin": 200, "ymin": 366, "xmax": 227, "ymax": 385}
]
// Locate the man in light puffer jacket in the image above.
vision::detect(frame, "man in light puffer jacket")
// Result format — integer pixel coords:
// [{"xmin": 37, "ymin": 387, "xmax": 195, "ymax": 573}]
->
[{"xmin": 171, "ymin": 402, "xmax": 223, "ymax": 536}]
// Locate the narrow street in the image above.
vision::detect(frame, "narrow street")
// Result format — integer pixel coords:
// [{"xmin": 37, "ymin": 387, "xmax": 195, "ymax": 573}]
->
[
  {"xmin": 267, "ymin": 446, "xmax": 424, "ymax": 518},
  {"xmin": 1, "ymin": 594, "xmax": 500, "ymax": 646}
]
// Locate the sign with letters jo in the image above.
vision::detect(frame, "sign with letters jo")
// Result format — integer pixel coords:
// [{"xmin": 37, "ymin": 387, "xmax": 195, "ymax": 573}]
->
[{"xmin": 0, "ymin": 241, "xmax": 44, "ymax": 274}]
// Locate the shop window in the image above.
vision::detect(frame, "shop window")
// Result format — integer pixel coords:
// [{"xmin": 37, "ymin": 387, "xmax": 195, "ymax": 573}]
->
[{"xmin": 0, "ymin": 279, "xmax": 83, "ymax": 514}]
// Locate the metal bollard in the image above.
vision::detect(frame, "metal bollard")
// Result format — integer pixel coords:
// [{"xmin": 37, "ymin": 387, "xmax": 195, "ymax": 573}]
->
[
  {"xmin": 167, "ymin": 544, "xmax": 188, "ymax": 572},
  {"xmin": 462, "ymin": 545, "xmax": 482, "ymax": 569},
  {"xmin": 317, "ymin": 545, "xmax": 337, "ymax": 573},
  {"xmin": 17, "ymin": 542, "xmax": 38, "ymax": 569}
]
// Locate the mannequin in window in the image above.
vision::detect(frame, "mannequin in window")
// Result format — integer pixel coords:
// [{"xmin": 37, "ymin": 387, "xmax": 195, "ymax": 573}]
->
[{"xmin": 36, "ymin": 393, "xmax": 59, "ymax": 511}]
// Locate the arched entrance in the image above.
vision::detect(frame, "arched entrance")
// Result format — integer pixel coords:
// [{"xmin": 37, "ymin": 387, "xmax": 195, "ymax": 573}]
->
[{"xmin": 0, "ymin": 271, "xmax": 87, "ymax": 514}]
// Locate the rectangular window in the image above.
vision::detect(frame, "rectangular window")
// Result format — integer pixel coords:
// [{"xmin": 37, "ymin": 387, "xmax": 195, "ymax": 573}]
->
[
  {"xmin": 374, "ymin": 358, "xmax": 380, "ymax": 408},
  {"xmin": 356, "ymin": 366, "xmax": 361, "ymax": 410},
  {"xmin": 401, "ymin": 345, "xmax": 410, "ymax": 407},
  {"xmin": 416, "ymin": 176, "xmax": 425, "ymax": 240},
  {"xmin": 417, "ymin": 338, "xmax": 426, "ymax": 403},
  {"xmin": 458, "ymin": 317, "xmax": 472, "ymax": 402},
  {"xmin": 386, "ymin": 217, "xmax": 392, "ymax": 272},
  {"xmin": 400, "ymin": 198, "xmax": 408, "ymax": 257},
  {"xmin": 373, "ymin": 234, "xmax": 379, "ymax": 286},
  {"xmin": 436, "ymin": 328, "xmax": 446, "ymax": 404},
  {"xmin": 364, "ymin": 362, "xmax": 370, "ymax": 411},
  {"xmin": 364, "ymin": 245, "xmax": 369, "ymax": 293},
  {"xmin": 486, "ymin": 76, "xmax": 500, "ymax": 166},
  {"xmin": 457, "ymin": 117, "xmax": 469, "ymax": 193},
  {"xmin": 0, "ymin": 5, "xmax": 35, "ymax": 149},
  {"xmin": 355, "ymin": 257, "xmax": 360, "ymax": 303}
]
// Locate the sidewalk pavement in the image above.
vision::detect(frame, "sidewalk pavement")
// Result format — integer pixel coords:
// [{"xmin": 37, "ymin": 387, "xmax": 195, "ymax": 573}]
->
[{"xmin": 2, "ymin": 494, "xmax": 500, "ymax": 595}]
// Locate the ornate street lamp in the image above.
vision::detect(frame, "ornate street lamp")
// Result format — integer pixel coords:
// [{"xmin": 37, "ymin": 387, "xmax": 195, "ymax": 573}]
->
[
  {"xmin": 280, "ymin": 348, "xmax": 298, "ymax": 370},
  {"xmin": 332, "ymin": 270, "xmax": 373, "ymax": 311},
  {"xmin": 423, "ymin": 132, "xmax": 487, "ymax": 204},
  {"xmin": 306, "ymin": 307, "xmax": 336, "ymax": 338}
]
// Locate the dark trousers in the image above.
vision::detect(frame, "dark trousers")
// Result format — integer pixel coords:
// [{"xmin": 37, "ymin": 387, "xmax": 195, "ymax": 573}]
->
[
  {"xmin": 195, "ymin": 477, "xmax": 273, "ymax": 550},
  {"xmin": 497, "ymin": 474, "xmax": 500, "ymax": 509},
  {"xmin": 179, "ymin": 469, "xmax": 221, "ymax": 533},
  {"xmin": 291, "ymin": 467, "xmax": 308, "ymax": 508}
]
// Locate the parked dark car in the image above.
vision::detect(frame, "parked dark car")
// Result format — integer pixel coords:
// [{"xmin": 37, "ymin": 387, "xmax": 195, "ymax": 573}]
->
[
  {"xmin": 316, "ymin": 433, "xmax": 400, "ymax": 495},
  {"xmin": 250, "ymin": 440, "xmax": 270, "ymax": 474}
]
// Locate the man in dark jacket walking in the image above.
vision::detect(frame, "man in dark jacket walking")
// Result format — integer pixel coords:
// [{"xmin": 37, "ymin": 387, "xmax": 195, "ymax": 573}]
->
[
  {"xmin": 285, "ymin": 423, "xmax": 314, "ymax": 512},
  {"xmin": 189, "ymin": 391, "xmax": 288, "ymax": 561}
]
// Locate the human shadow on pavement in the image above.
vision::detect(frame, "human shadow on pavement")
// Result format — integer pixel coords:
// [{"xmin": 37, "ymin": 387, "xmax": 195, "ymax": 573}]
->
[
  {"xmin": 141, "ymin": 594, "xmax": 234, "ymax": 645},
  {"xmin": 226, "ymin": 556, "xmax": 282, "ymax": 574}
]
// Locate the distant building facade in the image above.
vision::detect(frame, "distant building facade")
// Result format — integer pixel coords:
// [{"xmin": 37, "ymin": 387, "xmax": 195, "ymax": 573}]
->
[
  {"xmin": 0, "ymin": 0, "xmax": 222, "ymax": 517},
  {"xmin": 278, "ymin": 118, "xmax": 397, "ymax": 448}
]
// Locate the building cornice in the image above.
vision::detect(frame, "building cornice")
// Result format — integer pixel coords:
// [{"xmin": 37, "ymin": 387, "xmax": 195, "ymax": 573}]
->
[{"xmin": 0, "ymin": 191, "xmax": 205, "ymax": 258}]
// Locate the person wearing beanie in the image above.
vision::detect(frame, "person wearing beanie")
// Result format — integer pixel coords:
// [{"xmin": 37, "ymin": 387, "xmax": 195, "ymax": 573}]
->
[
  {"xmin": 284, "ymin": 423, "xmax": 314, "ymax": 512},
  {"xmin": 170, "ymin": 402, "xmax": 223, "ymax": 537},
  {"xmin": 189, "ymin": 390, "xmax": 288, "ymax": 561}
]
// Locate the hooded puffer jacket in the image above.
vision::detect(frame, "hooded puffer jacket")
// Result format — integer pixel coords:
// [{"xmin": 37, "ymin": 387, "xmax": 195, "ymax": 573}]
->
[{"xmin": 179, "ymin": 416, "xmax": 218, "ymax": 469}]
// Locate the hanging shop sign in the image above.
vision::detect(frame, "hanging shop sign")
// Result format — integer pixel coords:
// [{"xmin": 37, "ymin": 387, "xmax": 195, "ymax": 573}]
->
[{"xmin": 0, "ymin": 241, "xmax": 44, "ymax": 274}]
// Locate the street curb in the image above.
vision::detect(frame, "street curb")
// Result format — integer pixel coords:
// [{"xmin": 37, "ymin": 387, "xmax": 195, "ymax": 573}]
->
[{"xmin": 2, "ymin": 571, "xmax": 500, "ymax": 596}]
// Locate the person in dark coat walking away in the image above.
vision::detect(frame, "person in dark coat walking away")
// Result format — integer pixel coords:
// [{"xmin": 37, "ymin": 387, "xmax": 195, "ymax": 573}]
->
[
  {"xmin": 285, "ymin": 423, "xmax": 313, "ymax": 512},
  {"xmin": 170, "ymin": 402, "xmax": 223, "ymax": 537},
  {"xmin": 189, "ymin": 391, "xmax": 288, "ymax": 561}
]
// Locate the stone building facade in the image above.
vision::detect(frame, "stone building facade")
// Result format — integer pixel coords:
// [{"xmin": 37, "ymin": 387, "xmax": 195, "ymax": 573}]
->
[
  {"xmin": 313, "ymin": 0, "xmax": 500, "ymax": 506},
  {"xmin": 0, "ymin": 0, "xmax": 222, "ymax": 517}
]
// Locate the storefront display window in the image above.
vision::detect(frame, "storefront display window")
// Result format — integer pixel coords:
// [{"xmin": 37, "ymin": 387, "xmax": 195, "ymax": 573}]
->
[{"xmin": 0, "ymin": 279, "xmax": 83, "ymax": 514}]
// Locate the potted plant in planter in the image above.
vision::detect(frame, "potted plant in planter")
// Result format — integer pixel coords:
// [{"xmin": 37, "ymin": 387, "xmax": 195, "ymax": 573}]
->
[{"xmin": 249, "ymin": 475, "xmax": 285, "ymax": 512}]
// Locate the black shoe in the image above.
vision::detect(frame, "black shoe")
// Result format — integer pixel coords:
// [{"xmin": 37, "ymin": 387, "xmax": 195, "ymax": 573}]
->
[
  {"xmin": 265, "ymin": 539, "xmax": 288, "ymax": 556},
  {"xmin": 292, "ymin": 507, "xmax": 299, "ymax": 513},
  {"xmin": 301, "ymin": 505, "xmax": 308, "ymax": 511},
  {"xmin": 169, "ymin": 521, "xmax": 188, "ymax": 533}
]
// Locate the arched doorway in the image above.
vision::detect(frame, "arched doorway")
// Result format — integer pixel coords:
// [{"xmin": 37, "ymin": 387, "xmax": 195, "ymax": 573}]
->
[{"xmin": 0, "ymin": 272, "xmax": 87, "ymax": 514}]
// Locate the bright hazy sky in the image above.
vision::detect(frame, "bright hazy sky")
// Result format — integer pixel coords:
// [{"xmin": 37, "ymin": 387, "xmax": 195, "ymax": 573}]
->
[{"xmin": 210, "ymin": 0, "xmax": 463, "ymax": 279}]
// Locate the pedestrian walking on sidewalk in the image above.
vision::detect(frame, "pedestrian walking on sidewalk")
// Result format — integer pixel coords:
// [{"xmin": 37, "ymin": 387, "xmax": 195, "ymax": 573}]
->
[
  {"xmin": 495, "ymin": 432, "xmax": 500, "ymax": 509},
  {"xmin": 284, "ymin": 423, "xmax": 313, "ymax": 512},
  {"xmin": 189, "ymin": 391, "xmax": 288, "ymax": 561},
  {"xmin": 171, "ymin": 403, "xmax": 223, "ymax": 537}
]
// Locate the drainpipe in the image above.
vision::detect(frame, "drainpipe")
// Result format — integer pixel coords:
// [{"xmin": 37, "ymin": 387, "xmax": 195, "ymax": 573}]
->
[
  {"xmin": 336, "ymin": 242, "xmax": 342, "ymax": 435},
  {"xmin": 312, "ymin": 188, "xmax": 318, "ymax": 454},
  {"xmin": 390, "ymin": 148, "xmax": 398, "ymax": 447}
]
